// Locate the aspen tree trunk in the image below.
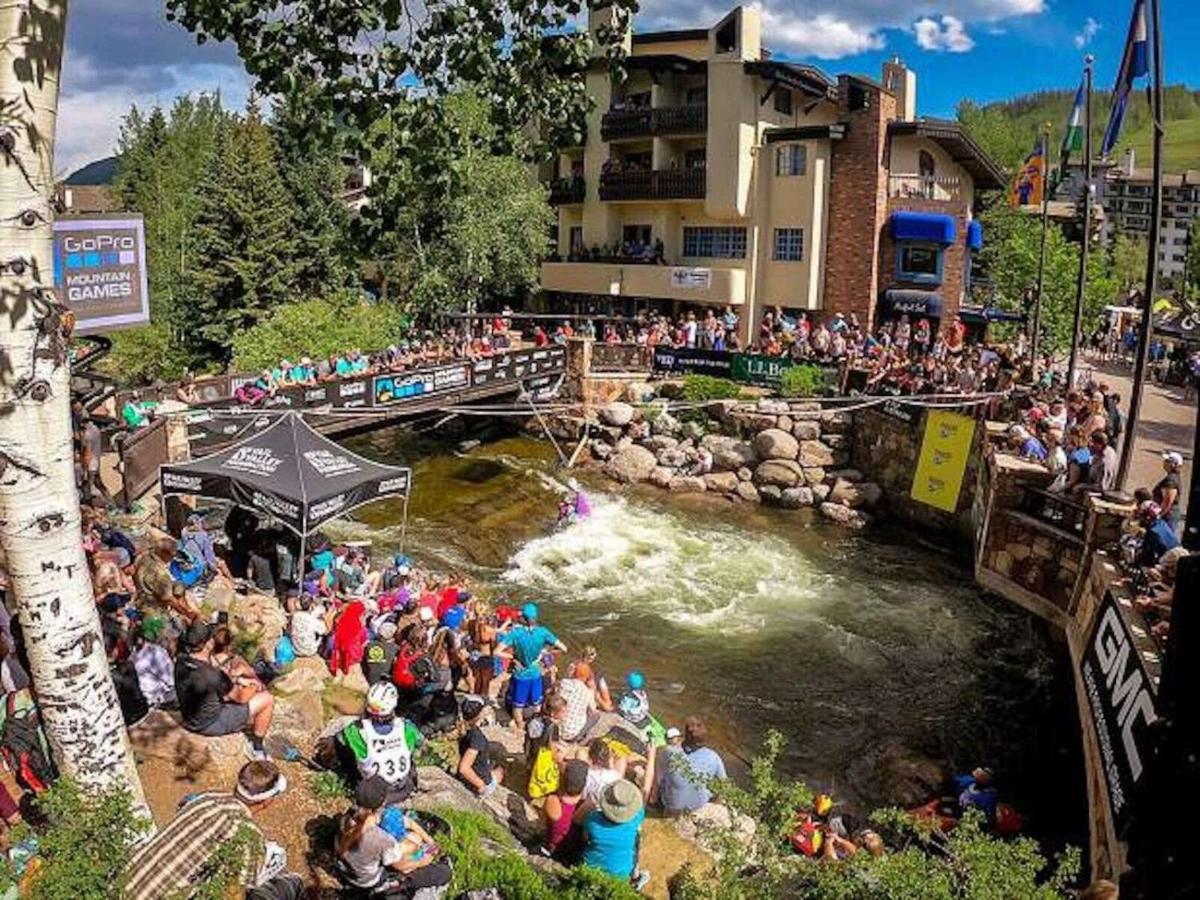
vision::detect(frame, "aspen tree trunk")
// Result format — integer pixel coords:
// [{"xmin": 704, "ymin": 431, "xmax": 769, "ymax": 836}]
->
[{"xmin": 0, "ymin": 0, "xmax": 146, "ymax": 806}]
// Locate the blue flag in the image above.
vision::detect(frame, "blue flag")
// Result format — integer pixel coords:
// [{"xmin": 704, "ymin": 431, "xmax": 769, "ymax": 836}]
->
[{"xmin": 1101, "ymin": 0, "xmax": 1150, "ymax": 157}]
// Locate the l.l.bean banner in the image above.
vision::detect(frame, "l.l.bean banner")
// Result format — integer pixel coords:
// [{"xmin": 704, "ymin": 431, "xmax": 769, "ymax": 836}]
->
[{"xmin": 910, "ymin": 409, "xmax": 976, "ymax": 512}]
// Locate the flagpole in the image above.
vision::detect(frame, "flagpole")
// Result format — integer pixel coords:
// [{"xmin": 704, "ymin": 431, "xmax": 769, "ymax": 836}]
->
[
  {"xmin": 1066, "ymin": 57, "xmax": 1094, "ymax": 391},
  {"xmin": 1031, "ymin": 127, "xmax": 1052, "ymax": 372},
  {"xmin": 1118, "ymin": 0, "xmax": 1164, "ymax": 489}
]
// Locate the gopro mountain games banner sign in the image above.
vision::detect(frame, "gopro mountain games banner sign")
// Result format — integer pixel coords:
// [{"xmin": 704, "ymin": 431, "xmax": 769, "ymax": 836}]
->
[{"xmin": 53, "ymin": 215, "xmax": 151, "ymax": 335}]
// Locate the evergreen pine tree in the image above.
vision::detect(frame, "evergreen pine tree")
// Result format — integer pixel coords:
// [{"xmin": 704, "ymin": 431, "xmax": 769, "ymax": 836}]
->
[{"xmin": 190, "ymin": 98, "xmax": 301, "ymax": 362}]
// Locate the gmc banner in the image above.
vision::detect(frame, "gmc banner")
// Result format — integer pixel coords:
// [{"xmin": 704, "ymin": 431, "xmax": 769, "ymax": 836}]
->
[
  {"xmin": 53, "ymin": 215, "xmax": 150, "ymax": 335},
  {"xmin": 1080, "ymin": 590, "xmax": 1158, "ymax": 835}
]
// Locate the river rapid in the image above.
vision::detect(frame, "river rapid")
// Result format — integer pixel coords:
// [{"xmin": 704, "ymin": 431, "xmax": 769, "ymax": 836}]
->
[{"xmin": 336, "ymin": 423, "xmax": 1085, "ymax": 848}]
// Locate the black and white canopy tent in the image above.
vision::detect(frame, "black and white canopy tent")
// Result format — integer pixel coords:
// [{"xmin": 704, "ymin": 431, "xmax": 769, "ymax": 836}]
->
[{"xmin": 159, "ymin": 412, "xmax": 412, "ymax": 541}]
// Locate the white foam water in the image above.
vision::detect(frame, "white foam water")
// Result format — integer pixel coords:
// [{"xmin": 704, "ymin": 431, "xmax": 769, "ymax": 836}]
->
[{"xmin": 500, "ymin": 493, "xmax": 832, "ymax": 631}]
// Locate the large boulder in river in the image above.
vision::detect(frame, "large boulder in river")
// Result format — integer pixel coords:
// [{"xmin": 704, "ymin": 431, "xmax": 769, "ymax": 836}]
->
[
  {"xmin": 828, "ymin": 479, "xmax": 884, "ymax": 509},
  {"xmin": 669, "ymin": 476, "xmax": 707, "ymax": 494},
  {"xmin": 649, "ymin": 467, "xmax": 675, "ymax": 489},
  {"xmin": 754, "ymin": 459, "xmax": 803, "ymax": 488},
  {"xmin": 600, "ymin": 402, "xmax": 635, "ymax": 427},
  {"xmin": 780, "ymin": 487, "xmax": 814, "ymax": 509},
  {"xmin": 603, "ymin": 445, "xmax": 657, "ymax": 483},
  {"xmin": 704, "ymin": 472, "xmax": 739, "ymax": 494},
  {"xmin": 735, "ymin": 481, "xmax": 760, "ymax": 503},
  {"xmin": 701, "ymin": 435, "xmax": 756, "ymax": 471},
  {"xmin": 820, "ymin": 502, "xmax": 871, "ymax": 529},
  {"xmin": 752, "ymin": 428, "xmax": 799, "ymax": 461},
  {"xmin": 798, "ymin": 440, "xmax": 835, "ymax": 468}
]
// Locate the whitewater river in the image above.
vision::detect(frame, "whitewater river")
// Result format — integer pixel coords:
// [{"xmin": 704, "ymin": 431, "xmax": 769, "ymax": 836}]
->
[{"xmin": 336, "ymin": 425, "xmax": 1085, "ymax": 847}]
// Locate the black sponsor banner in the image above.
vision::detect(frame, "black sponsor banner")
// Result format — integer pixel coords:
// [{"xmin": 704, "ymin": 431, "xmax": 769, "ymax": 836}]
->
[
  {"xmin": 880, "ymin": 399, "xmax": 918, "ymax": 424},
  {"xmin": 372, "ymin": 362, "xmax": 472, "ymax": 406},
  {"xmin": 1080, "ymin": 590, "xmax": 1158, "ymax": 835},
  {"xmin": 187, "ymin": 349, "xmax": 568, "ymax": 452},
  {"xmin": 652, "ymin": 347, "xmax": 734, "ymax": 378}
]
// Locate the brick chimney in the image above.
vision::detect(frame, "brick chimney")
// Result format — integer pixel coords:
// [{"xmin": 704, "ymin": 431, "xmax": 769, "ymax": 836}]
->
[{"xmin": 822, "ymin": 77, "xmax": 897, "ymax": 329}]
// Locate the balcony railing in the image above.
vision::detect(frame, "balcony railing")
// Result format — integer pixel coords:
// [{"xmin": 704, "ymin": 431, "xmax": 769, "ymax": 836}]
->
[
  {"xmin": 601, "ymin": 105, "xmax": 707, "ymax": 141},
  {"xmin": 549, "ymin": 176, "xmax": 586, "ymax": 205},
  {"xmin": 888, "ymin": 174, "xmax": 965, "ymax": 202},
  {"xmin": 599, "ymin": 168, "xmax": 706, "ymax": 202}
]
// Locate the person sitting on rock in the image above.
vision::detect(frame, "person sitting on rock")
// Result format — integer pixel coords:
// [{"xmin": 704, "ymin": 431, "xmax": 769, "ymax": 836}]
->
[
  {"xmin": 124, "ymin": 761, "xmax": 290, "ymax": 900},
  {"xmin": 656, "ymin": 716, "xmax": 726, "ymax": 816},
  {"xmin": 335, "ymin": 775, "xmax": 451, "ymax": 896},
  {"xmin": 457, "ymin": 696, "xmax": 504, "ymax": 798},
  {"xmin": 174, "ymin": 622, "xmax": 275, "ymax": 761},
  {"xmin": 340, "ymin": 683, "xmax": 423, "ymax": 804}
]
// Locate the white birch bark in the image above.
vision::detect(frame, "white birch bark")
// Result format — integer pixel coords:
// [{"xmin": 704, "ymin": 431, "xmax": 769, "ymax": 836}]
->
[{"xmin": 0, "ymin": 0, "xmax": 146, "ymax": 805}]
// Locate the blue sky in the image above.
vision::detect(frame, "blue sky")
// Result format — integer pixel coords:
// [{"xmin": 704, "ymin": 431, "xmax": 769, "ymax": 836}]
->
[{"xmin": 58, "ymin": 0, "xmax": 1197, "ymax": 176}]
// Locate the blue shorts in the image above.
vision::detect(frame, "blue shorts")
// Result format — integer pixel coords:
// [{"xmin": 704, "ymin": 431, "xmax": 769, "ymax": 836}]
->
[{"xmin": 510, "ymin": 674, "xmax": 544, "ymax": 709}]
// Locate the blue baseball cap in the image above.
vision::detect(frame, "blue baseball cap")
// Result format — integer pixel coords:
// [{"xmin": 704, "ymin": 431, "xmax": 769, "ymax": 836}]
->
[
  {"xmin": 522, "ymin": 602, "xmax": 539, "ymax": 622},
  {"xmin": 442, "ymin": 605, "xmax": 466, "ymax": 630}
]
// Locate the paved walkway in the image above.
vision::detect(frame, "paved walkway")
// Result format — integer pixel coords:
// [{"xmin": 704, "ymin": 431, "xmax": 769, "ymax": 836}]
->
[{"xmin": 1078, "ymin": 356, "xmax": 1195, "ymax": 514}]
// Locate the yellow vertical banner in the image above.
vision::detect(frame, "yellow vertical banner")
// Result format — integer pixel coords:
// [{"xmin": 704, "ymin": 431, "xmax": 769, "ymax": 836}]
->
[{"xmin": 911, "ymin": 410, "xmax": 976, "ymax": 513}]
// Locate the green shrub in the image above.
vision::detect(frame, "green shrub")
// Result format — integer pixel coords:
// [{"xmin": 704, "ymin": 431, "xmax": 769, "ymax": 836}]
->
[
  {"xmin": 681, "ymin": 374, "xmax": 742, "ymax": 403},
  {"xmin": 308, "ymin": 771, "xmax": 351, "ymax": 801},
  {"xmin": 230, "ymin": 296, "xmax": 410, "ymax": 372},
  {"xmin": 433, "ymin": 808, "xmax": 639, "ymax": 900},
  {"xmin": 98, "ymin": 322, "xmax": 197, "ymax": 387},
  {"xmin": 0, "ymin": 779, "xmax": 149, "ymax": 900},
  {"xmin": 670, "ymin": 731, "xmax": 1081, "ymax": 900},
  {"xmin": 778, "ymin": 364, "xmax": 827, "ymax": 398}
]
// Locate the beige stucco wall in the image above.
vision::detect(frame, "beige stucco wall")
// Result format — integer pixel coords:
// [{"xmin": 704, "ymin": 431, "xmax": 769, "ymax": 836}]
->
[
  {"xmin": 757, "ymin": 140, "xmax": 832, "ymax": 310},
  {"xmin": 888, "ymin": 135, "xmax": 977, "ymax": 210}
]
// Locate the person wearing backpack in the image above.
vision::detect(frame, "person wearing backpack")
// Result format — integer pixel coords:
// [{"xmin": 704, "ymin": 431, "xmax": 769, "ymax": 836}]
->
[{"xmin": 0, "ymin": 690, "xmax": 55, "ymax": 795}]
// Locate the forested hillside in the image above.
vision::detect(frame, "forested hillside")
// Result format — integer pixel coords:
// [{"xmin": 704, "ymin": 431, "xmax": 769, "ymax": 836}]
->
[{"xmin": 957, "ymin": 84, "xmax": 1200, "ymax": 174}]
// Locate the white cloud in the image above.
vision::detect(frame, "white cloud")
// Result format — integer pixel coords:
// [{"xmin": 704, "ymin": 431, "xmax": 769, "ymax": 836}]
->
[
  {"xmin": 643, "ymin": 0, "xmax": 1043, "ymax": 59},
  {"xmin": 1073, "ymin": 17, "xmax": 1100, "ymax": 49},
  {"xmin": 758, "ymin": 9, "xmax": 886, "ymax": 59},
  {"xmin": 56, "ymin": 57, "xmax": 250, "ymax": 177},
  {"xmin": 913, "ymin": 15, "xmax": 975, "ymax": 53}
]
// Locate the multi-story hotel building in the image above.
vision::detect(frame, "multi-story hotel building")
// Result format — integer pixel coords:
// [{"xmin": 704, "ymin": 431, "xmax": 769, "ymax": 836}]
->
[
  {"xmin": 539, "ymin": 5, "xmax": 1005, "ymax": 340},
  {"xmin": 1100, "ymin": 152, "xmax": 1198, "ymax": 285}
]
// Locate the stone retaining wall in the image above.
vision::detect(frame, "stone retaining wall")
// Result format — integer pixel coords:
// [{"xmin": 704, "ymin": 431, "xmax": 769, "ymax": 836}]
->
[{"xmin": 582, "ymin": 396, "xmax": 882, "ymax": 528}]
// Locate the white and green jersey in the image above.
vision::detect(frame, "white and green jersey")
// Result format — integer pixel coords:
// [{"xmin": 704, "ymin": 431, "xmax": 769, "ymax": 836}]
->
[{"xmin": 342, "ymin": 717, "xmax": 422, "ymax": 785}]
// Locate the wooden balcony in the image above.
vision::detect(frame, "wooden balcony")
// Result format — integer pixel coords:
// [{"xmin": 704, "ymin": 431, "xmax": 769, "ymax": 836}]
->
[
  {"xmin": 888, "ymin": 174, "xmax": 966, "ymax": 203},
  {"xmin": 548, "ymin": 176, "xmax": 586, "ymax": 205},
  {"xmin": 599, "ymin": 168, "xmax": 705, "ymax": 202},
  {"xmin": 600, "ymin": 105, "xmax": 707, "ymax": 141}
]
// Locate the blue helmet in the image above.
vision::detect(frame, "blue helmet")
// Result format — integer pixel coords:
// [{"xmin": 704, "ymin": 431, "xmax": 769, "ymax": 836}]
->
[
  {"xmin": 442, "ymin": 605, "xmax": 466, "ymax": 630},
  {"xmin": 522, "ymin": 602, "xmax": 539, "ymax": 622},
  {"xmin": 627, "ymin": 671, "xmax": 645, "ymax": 691}
]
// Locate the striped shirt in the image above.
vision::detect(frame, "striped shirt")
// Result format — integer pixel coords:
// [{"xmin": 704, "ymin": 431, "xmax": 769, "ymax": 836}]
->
[{"xmin": 123, "ymin": 793, "xmax": 264, "ymax": 900}]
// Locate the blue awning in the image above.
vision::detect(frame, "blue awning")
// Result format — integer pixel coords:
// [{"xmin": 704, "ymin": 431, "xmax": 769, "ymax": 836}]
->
[
  {"xmin": 879, "ymin": 289, "xmax": 943, "ymax": 319},
  {"xmin": 967, "ymin": 220, "xmax": 983, "ymax": 250},
  {"xmin": 890, "ymin": 211, "xmax": 957, "ymax": 245}
]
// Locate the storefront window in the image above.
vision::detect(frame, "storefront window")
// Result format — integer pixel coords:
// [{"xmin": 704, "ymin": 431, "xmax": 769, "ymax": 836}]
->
[{"xmin": 896, "ymin": 243, "xmax": 942, "ymax": 284}]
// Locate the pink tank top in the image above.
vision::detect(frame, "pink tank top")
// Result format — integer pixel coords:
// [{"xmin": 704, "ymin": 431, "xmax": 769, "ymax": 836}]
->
[{"xmin": 546, "ymin": 798, "xmax": 578, "ymax": 851}]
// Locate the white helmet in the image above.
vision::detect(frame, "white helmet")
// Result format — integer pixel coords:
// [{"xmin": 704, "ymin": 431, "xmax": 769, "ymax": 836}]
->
[{"xmin": 365, "ymin": 682, "xmax": 398, "ymax": 718}]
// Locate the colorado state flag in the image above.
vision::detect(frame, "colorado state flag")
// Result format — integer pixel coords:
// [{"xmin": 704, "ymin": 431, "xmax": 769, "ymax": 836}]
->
[{"xmin": 1010, "ymin": 136, "xmax": 1047, "ymax": 209}]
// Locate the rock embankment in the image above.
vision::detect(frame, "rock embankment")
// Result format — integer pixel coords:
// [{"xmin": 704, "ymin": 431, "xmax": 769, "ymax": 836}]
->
[{"xmin": 589, "ymin": 397, "xmax": 881, "ymax": 528}]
